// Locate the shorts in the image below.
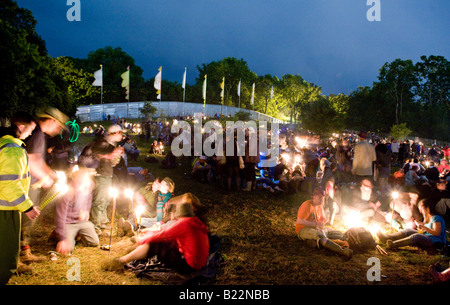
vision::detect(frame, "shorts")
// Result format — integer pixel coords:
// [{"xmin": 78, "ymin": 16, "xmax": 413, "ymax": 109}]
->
[{"xmin": 298, "ymin": 227, "xmax": 326, "ymax": 248}]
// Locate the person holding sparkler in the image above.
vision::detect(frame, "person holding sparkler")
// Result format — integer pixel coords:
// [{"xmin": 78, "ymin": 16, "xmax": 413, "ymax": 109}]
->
[
  {"xmin": 103, "ymin": 200, "xmax": 210, "ymax": 275},
  {"xmin": 0, "ymin": 112, "xmax": 39, "ymax": 284},
  {"xmin": 52, "ymin": 167, "xmax": 99, "ymax": 255},
  {"xmin": 378, "ymin": 198, "xmax": 447, "ymax": 254},
  {"xmin": 296, "ymin": 188, "xmax": 353, "ymax": 260},
  {"xmin": 117, "ymin": 178, "xmax": 161, "ymax": 236},
  {"xmin": 22, "ymin": 107, "xmax": 68, "ymax": 264},
  {"xmin": 89, "ymin": 124, "xmax": 124, "ymax": 234},
  {"xmin": 341, "ymin": 179, "xmax": 385, "ymax": 225}
]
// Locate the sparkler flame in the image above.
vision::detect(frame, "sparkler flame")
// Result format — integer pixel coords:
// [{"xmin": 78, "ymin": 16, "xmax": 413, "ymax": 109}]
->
[
  {"xmin": 135, "ymin": 205, "xmax": 145, "ymax": 218},
  {"xmin": 343, "ymin": 210, "xmax": 364, "ymax": 228},
  {"xmin": 124, "ymin": 188, "xmax": 134, "ymax": 199},
  {"xmin": 392, "ymin": 191, "xmax": 399, "ymax": 200},
  {"xmin": 295, "ymin": 137, "xmax": 307, "ymax": 148},
  {"xmin": 109, "ymin": 187, "xmax": 118, "ymax": 198}
]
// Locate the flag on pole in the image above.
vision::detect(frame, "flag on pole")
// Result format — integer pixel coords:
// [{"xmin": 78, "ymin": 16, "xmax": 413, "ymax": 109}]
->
[
  {"xmin": 251, "ymin": 82, "xmax": 255, "ymax": 105},
  {"xmin": 270, "ymin": 85, "xmax": 274, "ymax": 100},
  {"xmin": 220, "ymin": 77, "xmax": 225, "ymax": 103},
  {"xmin": 92, "ymin": 66, "xmax": 102, "ymax": 86},
  {"xmin": 237, "ymin": 79, "xmax": 241, "ymax": 97},
  {"xmin": 202, "ymin": 74, "xmax": 207, "ymax": 108},
  {"xmin": 121, "ymin": 66, "xmax": 130, "ymax": 100},
  {"xmin": 182, "ymin": 67, "xmax": 186, "ymax": 89},
  {"xmin": 154, "ymin": 66, "xmax": 162, "ymax": 100}
]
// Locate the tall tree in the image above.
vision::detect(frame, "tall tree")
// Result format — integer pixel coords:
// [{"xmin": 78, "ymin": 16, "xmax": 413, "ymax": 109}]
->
[
  {"xmin": 196, "ymin": 57, "xmax": 256, "ymax": 108},
  {"xmin": 0, "ymin": 0, "xmax": 72, "ymax": 119},
  {"xmin": 377, "ymin": 59, "xmax": 418, "ymax": 125}
]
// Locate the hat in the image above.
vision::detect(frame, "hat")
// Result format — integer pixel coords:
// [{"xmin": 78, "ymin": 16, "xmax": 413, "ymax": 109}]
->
[
  {"xmin": 107, "ymin": 124, "xmax": 123, "ymax": 134},
  {"xmin": 199, "ymin": 156, "xmax": 207, "ymax": 160},
  {"xmin": 174, "ymin": 203, "xmax": 195, "ymax": 218},
  {"xmin": 36, "ymin": 107, "xmax": 69, "ymax": 129},
  {"xmin": 358, "ymin": 131, "xmax": 368, "ymax": 139}
]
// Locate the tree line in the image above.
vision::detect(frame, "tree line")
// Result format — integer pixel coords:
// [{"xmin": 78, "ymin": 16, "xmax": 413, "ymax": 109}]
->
[{"xmin": 1, "ymin": 0, "xmax": 448, "ymax": 141}]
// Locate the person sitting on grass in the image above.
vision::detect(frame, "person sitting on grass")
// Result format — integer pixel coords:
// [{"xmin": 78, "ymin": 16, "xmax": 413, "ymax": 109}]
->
[
  {"xmin": 117, "ymin": 178, "xmax": 161, "ymax": 237},
  {"xmin": 377, "ymin": 198, "xmax": 447, "ymax": 254},
  {"xmin": 295, "ymin": 188, "xmax": 353, "ymax": 260},
  {"xmin": 192, "ymin": 156, "xmax": 212, "ymax": 183},
  {"xmin": 103, "ymin": 202, "xmax": 210, "ymax": 276}
]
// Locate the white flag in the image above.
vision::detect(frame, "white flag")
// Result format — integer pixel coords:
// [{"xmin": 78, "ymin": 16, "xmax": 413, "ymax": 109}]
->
[
  {"xmin": 202, "ymin": 74, "xmax": 207, "ymax": 107},
  {"xmin": 182, "ymin": 67, "xmax": 186, "ymax": 89},
  {"xmin": 270, "ymin": 85, "xmax": 274, "ymax": 100},
  {"xmin": 237, "ymin": 80, "xmax": 241, "ymax": 97},
  {"xmin": 92, "ymin": 67, "xmax": 102, "ymax": 86},
  {"xmin": 154, "ymin": 66, "xmax": 162, "ymax": 99},
  {"xmin": 251, "ymin": 83, "xmax": 255, "ymax": 105}
]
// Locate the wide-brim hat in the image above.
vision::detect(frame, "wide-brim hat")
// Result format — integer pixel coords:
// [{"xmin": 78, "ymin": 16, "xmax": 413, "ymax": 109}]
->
[{"xmin": 36, "ymin": 107, "xmax": 69, "ymax": 129}]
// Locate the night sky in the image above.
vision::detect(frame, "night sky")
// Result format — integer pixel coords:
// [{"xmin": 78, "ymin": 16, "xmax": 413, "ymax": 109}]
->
[{"xmin": 15, "ymin": 0, "xmax": 450, "ymax": 96}]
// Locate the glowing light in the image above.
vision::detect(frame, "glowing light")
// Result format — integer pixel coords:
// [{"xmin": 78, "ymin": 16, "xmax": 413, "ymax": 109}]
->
[
  {"xmin": 343, "ymin": 210, "xmax": 363, "ymax": 228},
  {"xmin": 391, "ymin": 191, "xmax": 399, "ymax": 200},
  {"xmin": 367, "ymin": 223, "xmax": 382, "ymax": 236},
  {"xmin": 135, "ymin": 205, "xmax": 145, "ymax": 219},
  {"xmin": 124, "ymin": 189, "xmax": 133, "ymax": 199},
  {"xmin": 295, "ymin": 137, "xmax": 307, "ymax": 148},
  {"xmin": 281, "ymin": 153, "xmax": 290, "ymax": 163},
  {"xmin": 109, "ymin": 187, "xmax": 118, "ymax": 198}
]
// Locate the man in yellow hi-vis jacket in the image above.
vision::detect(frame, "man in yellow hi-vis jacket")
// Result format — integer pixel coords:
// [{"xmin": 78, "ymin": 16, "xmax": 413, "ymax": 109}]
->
[{"xmin": 0, "ymin": 112, "xmax": 40, "ymax": 285}]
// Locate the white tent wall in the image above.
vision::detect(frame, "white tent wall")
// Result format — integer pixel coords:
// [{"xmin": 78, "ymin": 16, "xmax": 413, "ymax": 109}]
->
[{"xmin": 76, "ymin": 101, "xmax": 285, "ymax": 124}]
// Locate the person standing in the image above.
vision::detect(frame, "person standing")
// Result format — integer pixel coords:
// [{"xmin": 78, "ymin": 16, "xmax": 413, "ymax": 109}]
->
[
  {"xmin": 375, "ymin": 143, "xmax": 392, "ymax": 194},
  {"xmin": 390, "ymin": 138, "xmax": 399, "ymax": 165},
  {"xmin": 22, "ymin": 107, "xmax": 68, "ymax": 264},
  {"xmin": 0, "ymin": 112, "xmax": 40, "ymax": 284},
  {"xmin": 89, "ymin": 124, "xmax": 124, "ymax": 234},
  {"xmin": 351, "ymin": 131, "xmax": 376, "ymax": 184}
]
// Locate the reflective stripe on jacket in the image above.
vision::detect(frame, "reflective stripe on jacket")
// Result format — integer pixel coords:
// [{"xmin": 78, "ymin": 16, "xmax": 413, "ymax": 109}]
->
[{"xmin": 0, "ymin": 135, "xmax": 33, "ymax": 212}]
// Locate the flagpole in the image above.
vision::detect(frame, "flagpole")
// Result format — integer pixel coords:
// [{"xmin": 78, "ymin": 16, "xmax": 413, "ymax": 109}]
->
[
  {"xmin": 238, "ymin": 79, "xmax": 241, "ymax": 109},
  {"xmin": 100, "ymin": 65, "xmax": 104, "ymax": 119},
  {"xmin": 127, "ymin": 67, "xmax": 130, "ymax": 119},
  {"xmin": 183, "ymin": 67, "xmax": 186, "ymax": 117}
]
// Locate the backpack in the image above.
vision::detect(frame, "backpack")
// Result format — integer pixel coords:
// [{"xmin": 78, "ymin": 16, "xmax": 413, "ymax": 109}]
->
[
  {"xmin": 343, "ymin": 227, "xmax": 377, "ymax": 252},
  {"xmin": 78, "ymin": 142, "xmax": 100, "ymax": 169}
]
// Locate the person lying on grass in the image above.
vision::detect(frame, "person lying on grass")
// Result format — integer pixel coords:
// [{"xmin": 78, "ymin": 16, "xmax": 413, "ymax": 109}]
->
[{"xmin": 103, "ymin": 196, "xmax": 209, "ymax": 275}]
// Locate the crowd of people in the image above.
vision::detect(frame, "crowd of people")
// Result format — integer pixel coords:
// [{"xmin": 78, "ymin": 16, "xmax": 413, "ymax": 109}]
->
[{"xmin": 1, "ymin": 108, "xmax": 450, "ymax": 285}]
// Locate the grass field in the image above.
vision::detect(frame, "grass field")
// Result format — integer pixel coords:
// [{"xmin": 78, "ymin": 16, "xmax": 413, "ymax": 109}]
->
[{"xmin": 7, "ymin": 124, "xmax": 450, "ymax": 286}]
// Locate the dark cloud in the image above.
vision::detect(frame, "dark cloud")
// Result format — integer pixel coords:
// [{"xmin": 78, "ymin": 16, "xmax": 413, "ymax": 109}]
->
[{"xmin": 15, "ymin": 0, "xmax": 450, "ymax": 95}]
